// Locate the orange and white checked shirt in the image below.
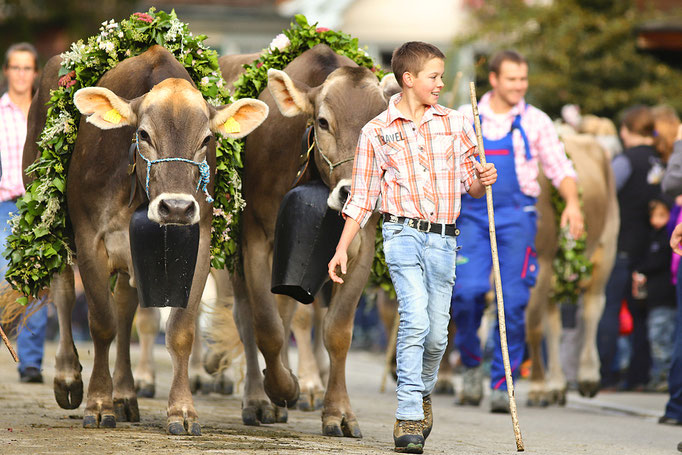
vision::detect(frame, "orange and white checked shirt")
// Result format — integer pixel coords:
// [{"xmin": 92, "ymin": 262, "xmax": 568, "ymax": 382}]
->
[{"xmin": 342, "ymin": 93, "xmax": 478, "ymax": 228}]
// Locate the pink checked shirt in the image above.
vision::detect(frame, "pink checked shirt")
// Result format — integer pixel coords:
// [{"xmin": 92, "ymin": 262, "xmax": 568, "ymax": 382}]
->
[
  {"xmin": 458, "ymin": 92, "xmax": 576, "ymax": 197},
  {"xmin": 0, "ymin": 93, "xmax": 28, "ymax": 201},
  {"xmin": 343, "ymin": 93, "xmax": 478, "ymax": 228}
]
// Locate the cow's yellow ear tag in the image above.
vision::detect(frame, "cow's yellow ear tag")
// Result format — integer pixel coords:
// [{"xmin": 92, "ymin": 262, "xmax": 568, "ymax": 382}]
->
[
  {"xmin": 103, "ymin": 108, "xmax": 122, "ymax": 124},
  {"xmin": 223, "ymin": 116, "xmax": 240, "ymax": 134}
]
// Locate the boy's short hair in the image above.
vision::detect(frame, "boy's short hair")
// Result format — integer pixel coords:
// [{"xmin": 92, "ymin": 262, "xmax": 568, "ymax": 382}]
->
[
  {"xmin": 650, "ymin": 194, "xmax": 674, "ymax": 213},
  {"xmin": 488, "ymin": 50, "xmax": 527, "ymax": 75},
  {"xmin": 391, "ymin": 41, "xmax": 445, "ymax": 89}
]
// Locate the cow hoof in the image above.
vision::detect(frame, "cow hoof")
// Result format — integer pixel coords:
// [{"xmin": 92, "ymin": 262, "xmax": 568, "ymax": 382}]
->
[
  {"xmin": 526, "ymin": 394, "xmax": 549, "ymax": 407},
  {"xmin": 262, "ymin": 368, "xmax": 300, "ymax": 409},
  {"xmin": 213, "ymin": 374, "xmax": 234, "ymax": 396},
  {"xmin": 434, "ymin": 380, "xmax": 455, "ymax": 396},
  {"xmin": 322, "ymin": 415, "xmax": 362, "ymax": 438},
  {"xmin": 241, "ymin": 406, "xmax": 261, "ymax": 426},
  {"xmin": 242, "ymin": 400, "xmax": 278, "ymax": 426},
  {"xmin": 114, "ymin": 397, "xmax": 140, "ymax": 422},
  {"xmin": 135, "ymin": 380, "xmax": 155, "ymax": 399},
  {"xmin": 578, "ymin": 381, "xmax": 599, "ymax": 398},
  {"xmin": 54, "ymin": 377, "xmax": 83, "ymax": 409},
  {"xmin": 298, "ymin": 390, "xmax": 324, "ymax": 412},
  {"xmin": 167, "ymin": 420, "xmax": 201, "ymax": 436},
  {"xmin": 549, "ymin": 389, "xmax": 567, "ymax": 406},
  {"xmin": 276, "ymin": 405, "xmax": 288, "ymax": 423},
  {"xmin": 83, "ymin": 413, "xmax": 116, "ymax": 429}
]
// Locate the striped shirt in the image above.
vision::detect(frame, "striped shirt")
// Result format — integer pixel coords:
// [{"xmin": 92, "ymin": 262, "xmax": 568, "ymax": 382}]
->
[
  {"xmin": 342, "ymin": 93, "xmax": 478, "ymax": 228},
  {"xmin": 0, "ymin": 93, "xmax": 28, "ymax": 201},
  {"xmin": 458, "ymin": 92, "xmax": 576, "ymax": 197}
]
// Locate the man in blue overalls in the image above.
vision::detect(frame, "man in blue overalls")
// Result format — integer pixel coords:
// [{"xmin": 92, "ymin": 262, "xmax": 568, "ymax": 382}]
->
[{"xmin": 450, "ymin": 50, "xmax": 585, "ymax": 412}]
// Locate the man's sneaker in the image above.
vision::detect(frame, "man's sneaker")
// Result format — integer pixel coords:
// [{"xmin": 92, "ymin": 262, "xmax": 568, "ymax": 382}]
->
[
  {"xmin": 456, "ymin": 365, "xmax": 483, "ymax": 406},
  {"xmin": 421, "ymin": 395, "xmax": 432, "ymax": 440},
  {"xmin": 490, "ymin": 388, "xmax": 510, "ymax": 413},
  {"xmin": 19, "ymin": 367, "xmax": 43, "ymax": 384},
  {"xmin": 393, "ymin": 419, "xmax": 424, "ymax": 454}
]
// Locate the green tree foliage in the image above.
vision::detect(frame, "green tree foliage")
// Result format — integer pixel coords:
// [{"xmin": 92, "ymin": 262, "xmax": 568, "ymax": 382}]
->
[{"xmin": 458, "ymin": 0, "xmax": 682, "ymax": 118}]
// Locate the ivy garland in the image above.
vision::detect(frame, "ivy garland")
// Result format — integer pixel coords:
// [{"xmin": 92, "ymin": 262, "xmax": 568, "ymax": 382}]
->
[
  {"xmin": 549, "ymin": 185, "xmax": 592, "ymax": 305},
  {"xmin": 5, "ymin": 8, "xmax": 244, "ymax": 300}
]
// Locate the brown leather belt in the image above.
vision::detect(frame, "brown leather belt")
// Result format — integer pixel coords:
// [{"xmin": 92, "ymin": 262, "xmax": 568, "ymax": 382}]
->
[{"xmin": 383, "ymin": 213, "xmax": 460, "ymax": 237}]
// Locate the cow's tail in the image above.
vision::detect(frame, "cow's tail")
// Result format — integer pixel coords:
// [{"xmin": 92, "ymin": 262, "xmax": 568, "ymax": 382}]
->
[{"xmin": 201, "ymin": 289, "xmax": 245, "ymax": 386}]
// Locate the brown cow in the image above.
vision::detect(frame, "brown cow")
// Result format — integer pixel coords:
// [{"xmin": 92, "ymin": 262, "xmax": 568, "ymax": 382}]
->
[
  {"xmin": 526, "ymin": 133, "xmax": 619, "ymax": 405},
  {"xmin": 22, "ymin": 45, "xmax": 268, "ymax": 434},
  {"xmin": 218, "ymin": 44, "xmax": 399, "ymax": 437}
]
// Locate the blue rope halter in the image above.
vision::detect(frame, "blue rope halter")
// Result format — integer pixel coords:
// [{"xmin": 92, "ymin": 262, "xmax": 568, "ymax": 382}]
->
[{"xmin": 135, "ymin": 132, "xmax": 214, "ymax": 204}]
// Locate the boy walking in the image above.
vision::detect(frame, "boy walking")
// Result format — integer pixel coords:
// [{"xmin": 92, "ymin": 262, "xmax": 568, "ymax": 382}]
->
[{"xmin": 328, "ymin": 42, "xmax": 497, "ymax": 453}]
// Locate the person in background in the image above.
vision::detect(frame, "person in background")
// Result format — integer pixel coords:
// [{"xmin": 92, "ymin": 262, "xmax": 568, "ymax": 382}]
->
[
  {"xmin": 660, "ymin": 126, "xmax": 682, "ymax": 443},
  {"xmin": 450, "ymin": 50, "xmax": 583, "ymax": 413},
  {"xmin": 631, "ymin": 195, "xmax": 677, "ymax": 392},
  {"xmin": 0, "ymin": 42, "xmax": 45, "ymax": 383},
  {"xmin": 598, "ymin": 105, "xmax": 662, "ymax": 390}
]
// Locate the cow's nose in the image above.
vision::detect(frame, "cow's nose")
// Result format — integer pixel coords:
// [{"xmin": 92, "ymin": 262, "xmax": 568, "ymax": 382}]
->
[
  {"xmin": 340, "ymin": 185, "xmax": 351, "ymax": 202},
  {"xmin": 158, "ymin": 198, "xmax": 196, "ymax": 224}
]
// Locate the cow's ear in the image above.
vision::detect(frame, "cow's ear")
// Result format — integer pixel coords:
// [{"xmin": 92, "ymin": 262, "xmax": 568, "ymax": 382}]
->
[
  {"xmin": 73, "ymin": 87, "xmax": 136, "ymax": 129},
  {"xmin": 380, "ymin": 73, "xmax": 401, "ymax": 101},
  {"xmin": 266, "ymin": 68, "xmax": 314, "ymax": 117},
  {"xmin": 209, "ymin": 98, "xmax": 269, "ymax": 139}
]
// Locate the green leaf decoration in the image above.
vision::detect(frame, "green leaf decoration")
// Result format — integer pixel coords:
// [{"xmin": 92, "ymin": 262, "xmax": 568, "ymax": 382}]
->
[{"xmin": 5, "ymin": 8, "xmax": 241, "ymax": 299}]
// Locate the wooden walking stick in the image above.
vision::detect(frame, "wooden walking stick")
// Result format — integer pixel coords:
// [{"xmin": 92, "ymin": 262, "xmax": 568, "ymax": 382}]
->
[
  {"xmin": 469, "ymin": 81, "xmax": 525, "ymax": 452},
  {"xmin": 1, "ymin": 324, "xmax": 19, "ymax": 362}
]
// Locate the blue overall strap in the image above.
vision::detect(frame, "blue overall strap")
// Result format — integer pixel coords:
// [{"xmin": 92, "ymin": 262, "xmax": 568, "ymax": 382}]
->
[{"xmin": 511, "ymin": 112, "xmax": 532, "ymax": 161}]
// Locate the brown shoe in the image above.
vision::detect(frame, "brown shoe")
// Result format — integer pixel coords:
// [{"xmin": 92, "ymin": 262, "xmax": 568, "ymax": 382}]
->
[
  {"xmin": 421, "ymin": 395, "xmax": 432, "ymax": 440},
  {"xmin": 393, "ymin": 419, "xmax": 424, "ymax": 453}
]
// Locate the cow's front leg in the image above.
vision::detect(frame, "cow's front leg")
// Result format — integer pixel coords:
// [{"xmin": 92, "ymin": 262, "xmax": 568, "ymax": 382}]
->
[
  {"xmin": 231, "ymin": 275, "xmax": 286, "ymax": 425},
  {"xmin": 52, "ymin": 266, "xmax": 84, "ymax": 410},
  {"xmin": 291, "ymin": 301, "xmax": 326, "ymax": 412},
  {"xmin": 134, "ymin": 307, "xmax": 159, "ymax": 398},
  {"xmin": 321, "ymin": 224, "xmax": 374, "ymax": 438},
  {"xmin": 78, "ymin": 245, "xmax": 117, "ymax": 429},
  {"xmin": 577, "ymin": 291, "xmax": 605, "ymax": 398},
  {"xmin": 545, "ymin": 301, "xmax": 568, "ymax": 405},
  {"xmin": 244, "ymin": 236, "xmax": 299, "ymax": 408},
  {"xmin": 112, "ymin": 273, "xmax": 140, "ymax": 422},
  {"xmin": 526, "ymin": 257, "xmax": 553, "ymax": 407}
]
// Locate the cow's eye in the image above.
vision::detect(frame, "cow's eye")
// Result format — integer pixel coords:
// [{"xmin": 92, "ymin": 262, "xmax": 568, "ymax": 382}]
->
[
  {"xmin": 201, "ymin": 135, "xmax": 212, "ymax": 148},
  {"xmin": 318, "ymin": 117, "xmax": 329, "ymax": 131},
  {"xmin": 138, "ymin": 129, "xmax": 150, "ymax": 142}
]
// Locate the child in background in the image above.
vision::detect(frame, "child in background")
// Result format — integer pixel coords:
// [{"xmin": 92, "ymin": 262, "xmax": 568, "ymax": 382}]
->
[{"xmin": 632, "ymin": 196, "xmax": 677, "ymax": 392}]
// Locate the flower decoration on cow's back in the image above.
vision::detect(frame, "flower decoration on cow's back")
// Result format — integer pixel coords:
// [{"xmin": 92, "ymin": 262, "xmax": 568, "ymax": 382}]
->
[
  {"xmin": 5, "ymin": 8, "xmax": 244, "ymax": 299},
  {"xmin": 216, "ymin": 14, "xmax": 386, "ymax": 274}
]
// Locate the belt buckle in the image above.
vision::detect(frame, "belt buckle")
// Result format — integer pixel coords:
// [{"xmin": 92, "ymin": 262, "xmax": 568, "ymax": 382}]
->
[{"xmin": 417, "ymin": 219, "xmax": 431, "ymax": 233}]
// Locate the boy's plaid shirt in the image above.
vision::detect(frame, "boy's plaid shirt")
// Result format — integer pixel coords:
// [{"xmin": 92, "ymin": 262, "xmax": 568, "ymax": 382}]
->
[
  {"xmin": 0, "ymin": 93, "xmax": 28, "ymax": 202},
  {"xmin": 342, "ymin": 93, "xmax": 478, "ymax": 228}
]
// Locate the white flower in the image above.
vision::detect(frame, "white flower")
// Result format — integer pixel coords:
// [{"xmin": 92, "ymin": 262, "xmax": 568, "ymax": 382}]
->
[
  {"xmin": 39, "ymin": 110, "xmax": 73, "ymax": 144},
  {"xmin": 164, "ymin": 18, "xmax": 183, "ymax": 42},
  {"xmin": 106, "ymin": 22, "xmax": 118, "ymax": 30},
  {"xmin": 125, "ymin": 49, "xmax": 131, "ymax": 57},
  {"xmin": 216, "ymin": 79, "xmax": 224, "ymax": 88},
  {"xmin": 200, "ymin": 76, "xmax": 209, "ymax": 87},
  {"xmin": 118, "ymin": 32, "xmax": 124, "ymax": 38},
  {"xmin": 60, "ymin": 41, "xmax": 87, "ymax": 69},
  {"xmin": 268, "ymin": 33, "xmax": 290, "ymax": 52},
  {"xmin": 207, "ymin": 97, "xmax": 222, "ymax": 107}
]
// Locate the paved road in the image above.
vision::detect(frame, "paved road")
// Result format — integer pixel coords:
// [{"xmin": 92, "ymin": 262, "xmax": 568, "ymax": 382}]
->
[{"xmin": 0, "ymin": 340, "xmax": 680, "ymax": 454}]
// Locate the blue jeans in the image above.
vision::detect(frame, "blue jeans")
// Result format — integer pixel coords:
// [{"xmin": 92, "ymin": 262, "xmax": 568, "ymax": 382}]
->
[
  {"xmin": 0, "ymin": 200, "xmax": 48, "ymax": 374},
  {"xmin": 648, "ymin": 306, "xmax": 676, "ymax": 383},
  {"xmin": 664, "ymin": 265, "xmax": 682, "ymax": 420},
  {"xmin": 383, "ymin": 221, "xmax": 458, "ymax": 421}
]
